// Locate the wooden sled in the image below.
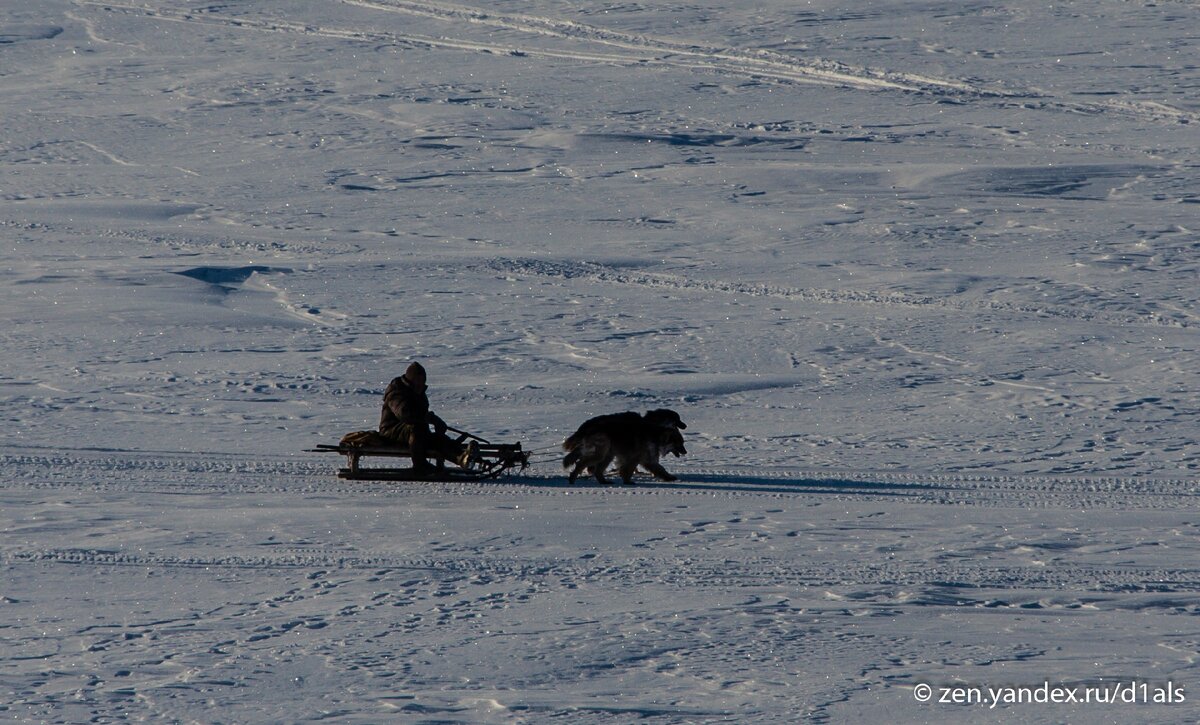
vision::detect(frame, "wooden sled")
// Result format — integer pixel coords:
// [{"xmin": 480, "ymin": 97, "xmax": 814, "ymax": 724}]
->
[{"xmin": 310, "ymin": 426, "xmax": 529, "ymax": 481}]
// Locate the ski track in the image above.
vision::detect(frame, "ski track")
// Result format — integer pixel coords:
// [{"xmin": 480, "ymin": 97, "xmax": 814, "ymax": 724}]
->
[
  {"xmin": 78, "ymin": 0, "xmax": 1200, "ymax": 126},
  {"xmin": 485, "ymin": 257, "xmax": 1198, "ymax": 330}
]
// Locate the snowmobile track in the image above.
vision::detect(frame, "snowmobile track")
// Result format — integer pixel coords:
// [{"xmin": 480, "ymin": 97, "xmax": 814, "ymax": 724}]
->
[
  {"xmin": 486, "ymin": 257, "xmax": 1199, "ymax": 330},
  {"xmin": 7, "ymin": 548, "xmax": 1200, "ymax": 603},
  {"xmin": 2, "ymin": 451, "xmax": 1196, "ymax": 509}
]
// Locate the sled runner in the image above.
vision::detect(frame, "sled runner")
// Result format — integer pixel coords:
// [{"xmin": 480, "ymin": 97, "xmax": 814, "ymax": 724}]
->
[{"xmin": 310, "ymin": 426, "xmax": 529, "ymax": 481}]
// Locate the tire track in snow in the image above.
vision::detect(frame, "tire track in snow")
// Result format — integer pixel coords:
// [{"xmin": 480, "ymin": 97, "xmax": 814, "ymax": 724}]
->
[
  {"xmin": 81, "ymin": 0, "xmax": 1200, "ymax": 125},
  {"xmin": 88, "ymin": 0, "xmax": 925, "ymax": 92},
  {"xmin": 343, "ymin": 0, "xmax": 1200, "ymax": 124},
  {"xmin": 339, "ymin": 0, "xmax": 962, "ymax": 94},
  {"xmin": 79, "ymin": 1, "xmax": 626, "ymax": 67},
  {"xmin": 486, "ymin": 257, "xmax": 1197, "ymax": 330},
  {"xmin": 7, "ymin": 548, "xmax": 1200, "ymax": 601}
]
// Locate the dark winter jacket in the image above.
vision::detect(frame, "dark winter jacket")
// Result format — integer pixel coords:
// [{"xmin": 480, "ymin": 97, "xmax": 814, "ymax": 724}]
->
[{"xmin": 379, "ymin": 376, "xmax": 445, "ymax": 434}]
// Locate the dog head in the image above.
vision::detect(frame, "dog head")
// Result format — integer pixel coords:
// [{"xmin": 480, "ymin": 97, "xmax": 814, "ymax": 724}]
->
[
  {"xmin": 644, "ymin": 408, "xmax": 686, "ymax": 430},
  {"xmin": 658, "ymin": 427, "xmax": 687, "ymax": 457}
]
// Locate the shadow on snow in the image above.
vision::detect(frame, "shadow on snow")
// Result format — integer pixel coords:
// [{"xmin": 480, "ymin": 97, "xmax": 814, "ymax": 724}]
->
[{"xmin": 486, "ymin": 471, "xmax": 949, "ymax": 497}]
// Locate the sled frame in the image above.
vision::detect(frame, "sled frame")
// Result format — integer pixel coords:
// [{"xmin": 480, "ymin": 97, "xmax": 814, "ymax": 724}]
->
[{"xmin": 310, "ymin": 427, "xmax": 529, "ymax": 481}]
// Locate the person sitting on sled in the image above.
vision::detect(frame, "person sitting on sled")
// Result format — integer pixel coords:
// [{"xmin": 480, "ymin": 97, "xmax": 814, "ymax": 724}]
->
[{"xmin": 380, "ymin": 362, "xmax": 477, "ymax": 472}]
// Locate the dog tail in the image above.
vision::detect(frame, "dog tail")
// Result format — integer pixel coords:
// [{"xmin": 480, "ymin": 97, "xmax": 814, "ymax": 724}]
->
[
  {"xmin": 563, "ymin": 447, "xmax": 581, "ymax": 469},
  {"xmin": 562, "ymin": 432, "xmax": 583, "ymax": 451}
]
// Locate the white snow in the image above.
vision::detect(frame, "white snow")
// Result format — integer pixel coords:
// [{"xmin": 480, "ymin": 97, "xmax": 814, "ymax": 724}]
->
[{"xmin": 2, "ymin": 0, "xmax": 1198, "ymax": 721}]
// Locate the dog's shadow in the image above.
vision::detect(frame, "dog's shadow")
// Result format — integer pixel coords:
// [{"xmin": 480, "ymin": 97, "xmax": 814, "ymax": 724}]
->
[{"xmin": 496, "ymin": 471, "xmax": 948, "ymax": 497}]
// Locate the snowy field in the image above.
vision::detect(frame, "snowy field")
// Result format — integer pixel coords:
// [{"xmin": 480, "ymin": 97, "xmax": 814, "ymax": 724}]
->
[{"xmin": 3, "ymin": 0, "xmax": 1199, "ymax": 721}]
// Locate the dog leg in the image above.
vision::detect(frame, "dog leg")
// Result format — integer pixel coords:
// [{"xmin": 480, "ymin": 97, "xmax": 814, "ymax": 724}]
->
[
  {"xmin": 643, "ymin": 462, "xmax": 677, "ymax": 482},
  {"xmin": 592, "ymin": 454, "xmax": 615, "ymax": 485},
  {"xmin": 617, "ymin": 461, "xmax": 638, "ymax": 485}
]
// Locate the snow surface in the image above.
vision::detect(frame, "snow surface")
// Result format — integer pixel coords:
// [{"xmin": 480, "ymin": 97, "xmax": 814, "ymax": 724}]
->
[{"xmin": 2, "ymin": 0, "xmax": 1199, "ymax": 722}]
